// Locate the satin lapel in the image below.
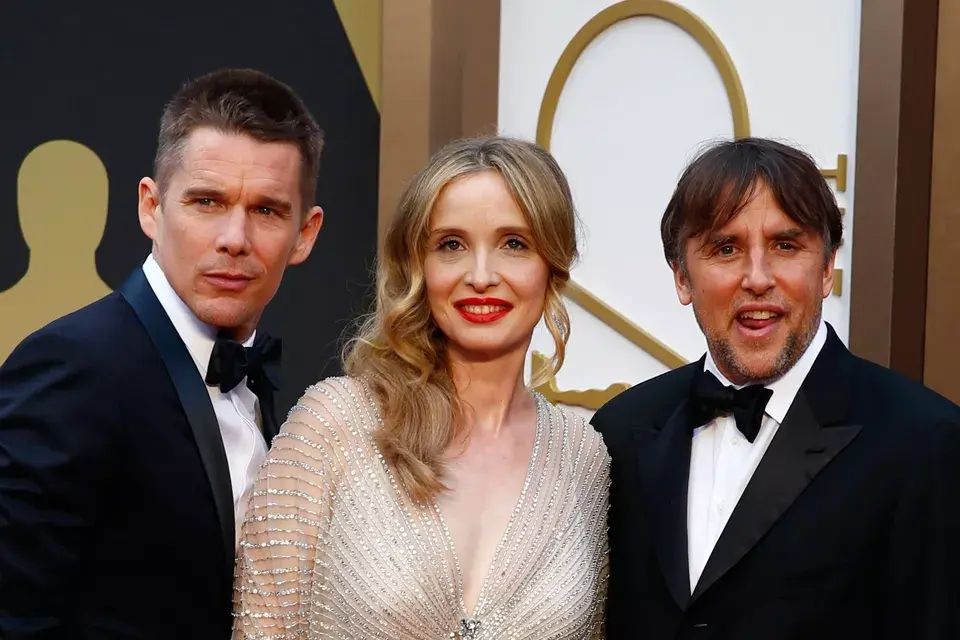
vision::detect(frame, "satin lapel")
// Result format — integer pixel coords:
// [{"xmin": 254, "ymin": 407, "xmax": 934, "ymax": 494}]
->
[
  {"xmin": 260, "ymin": 406, "xmax": 280, "ymax": 443},
  {"xmin": 691, "ymin": 381, "xmax": 862, "ymax": 601},
  {"xmin": 260, "ymin": 358, "xmax": 282, "ymax": 443},
  {"xmin": 635, "ymin": 400, "xmax": 695, "ymax": 611},
  {"xmin": 119, "ymin": 269, "xmax": 235, "ymax": 565}
]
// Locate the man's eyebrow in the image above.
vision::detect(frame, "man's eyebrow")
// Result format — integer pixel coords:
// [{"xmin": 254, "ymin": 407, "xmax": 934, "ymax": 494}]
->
[
  {"xmin": 181, "ymin": 186, "xmax": 226, "ymax": 200},
  {"xmin": 772, "ymin": 228, "xmax": 807, "ymax": 241},
  {"xmin": 703, "ymin": 233, "xmax": 738, "ymax": 247}
]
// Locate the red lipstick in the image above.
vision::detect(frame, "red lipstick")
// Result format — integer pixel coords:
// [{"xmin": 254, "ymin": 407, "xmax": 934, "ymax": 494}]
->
[{"xmin": 454, "ymin": 297, "xmax": 514, "ymax": 324}]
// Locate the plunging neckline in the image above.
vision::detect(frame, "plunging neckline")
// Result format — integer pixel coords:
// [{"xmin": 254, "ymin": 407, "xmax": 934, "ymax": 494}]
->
[{"xmin": 431, "ymin": 393, "xmax": 545, "ymax": 622}]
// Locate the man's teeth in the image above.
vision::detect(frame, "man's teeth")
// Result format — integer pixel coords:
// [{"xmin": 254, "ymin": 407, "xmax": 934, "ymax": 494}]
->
[
  {"xmin": 739, "ymin": 310, "xmax": 778, "ymax": 320},
  {"xmin": 462, "ymin": 305, "xmax": 508, "ymax": 314}
]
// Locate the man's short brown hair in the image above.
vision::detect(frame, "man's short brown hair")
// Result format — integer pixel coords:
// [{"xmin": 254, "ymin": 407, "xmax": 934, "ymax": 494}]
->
[
  {"xmin": 154, "ymin": 68, "xmax": 324, "ymax": 212},
  {"xmin": 660, "ymin": 137, "xmax": 843, "ymax": 267}
]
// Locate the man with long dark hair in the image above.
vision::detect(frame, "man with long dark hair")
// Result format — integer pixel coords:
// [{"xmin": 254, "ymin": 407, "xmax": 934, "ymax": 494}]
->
[{"xmin": 594, "ymin": 137, "xmax": 960, "ymax": 639}]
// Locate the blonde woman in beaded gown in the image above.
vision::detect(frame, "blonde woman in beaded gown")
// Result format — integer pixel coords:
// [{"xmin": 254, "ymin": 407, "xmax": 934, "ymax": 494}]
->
[{"xmin": 232, "ymin": 136, "xmax": 610, "ymax": 639}]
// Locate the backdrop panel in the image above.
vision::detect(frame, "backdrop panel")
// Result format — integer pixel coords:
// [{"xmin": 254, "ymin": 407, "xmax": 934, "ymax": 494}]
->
[{"xmin": 0, "ymin": 0, "xmax": 380, "ymax": 413}]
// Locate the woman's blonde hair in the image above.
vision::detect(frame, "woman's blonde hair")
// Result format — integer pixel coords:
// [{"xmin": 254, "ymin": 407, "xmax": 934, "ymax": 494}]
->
[{"xmin": 343, "ymin": 136, "xmax": 580, "ymax": 502}]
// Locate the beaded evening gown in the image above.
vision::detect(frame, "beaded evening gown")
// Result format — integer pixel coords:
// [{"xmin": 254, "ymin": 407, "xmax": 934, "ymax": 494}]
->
[{"xmin": 232, "ymin": 376, "xmax": 610, "ymax": 639}]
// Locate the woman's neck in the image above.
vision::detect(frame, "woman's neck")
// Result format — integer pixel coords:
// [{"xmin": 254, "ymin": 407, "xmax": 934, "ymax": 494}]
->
[{"xmin": 448, "ymin": 345, "xmax": 533, "ymax": 437}]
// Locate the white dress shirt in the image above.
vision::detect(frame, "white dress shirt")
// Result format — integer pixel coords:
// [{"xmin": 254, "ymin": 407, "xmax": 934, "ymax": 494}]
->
[
  {"xmin": 687, "ymin": 319, "xmax": 827, "ymax": 592},
  {"xmin": 142, "ymin": 255, "xmax": 268, "ymax": 547}
]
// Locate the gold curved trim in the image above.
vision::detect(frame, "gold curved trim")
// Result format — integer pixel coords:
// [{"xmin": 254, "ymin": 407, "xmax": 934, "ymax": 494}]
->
[
  {"xmin": 532, "ymin": 351, "xmax": 632, "ymax": 409},
  {"xmin": 531, "ymin": 0, "xmax": 749, "ymax": 409},
  {"xmin": 531, "ymin": 281, "xmax": 687, "ymax": 411},
  {"xmin": 565, "ymin": 281, "xmax": 687, "ymax": 369},
  {"xmin": 535, "ymin": 0, "xmax": 751, "ymax": 148}
]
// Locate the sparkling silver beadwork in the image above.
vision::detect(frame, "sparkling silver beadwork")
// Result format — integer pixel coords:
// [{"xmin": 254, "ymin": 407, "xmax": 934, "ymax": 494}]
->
[{"xmin": 231, "ymin": 376, "xmax": 611, "ymax": 639}]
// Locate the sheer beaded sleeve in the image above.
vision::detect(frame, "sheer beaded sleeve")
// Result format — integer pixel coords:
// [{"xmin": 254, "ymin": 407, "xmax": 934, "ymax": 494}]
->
[
  {"xmin": 591, "ymin": 554, "xmax": 610, "ymax": 640},
  {"xmin": 231, "ymin": 379, "xmax": 354, "ymax": 639}
]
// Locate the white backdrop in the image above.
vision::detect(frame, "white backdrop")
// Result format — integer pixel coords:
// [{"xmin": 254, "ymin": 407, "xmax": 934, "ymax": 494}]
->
[{"xmin": 499, "ymin": 0, "xmax": 862, "ymax": 417}]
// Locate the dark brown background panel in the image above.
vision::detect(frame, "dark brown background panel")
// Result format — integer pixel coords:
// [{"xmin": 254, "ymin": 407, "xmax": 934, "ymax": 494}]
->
[
  {"xmin": 890, "ymin": 0, "xmax": 939, "ymax": 380},
  {"xmin": 850, "ymin": 0, "xmax": 939, "ymax": 383}
]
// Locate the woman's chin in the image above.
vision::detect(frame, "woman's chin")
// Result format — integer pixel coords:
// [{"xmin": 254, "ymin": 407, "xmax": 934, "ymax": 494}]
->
[{"xmin": 446, "ymin": 334, "xmax": 531, "ymax": 363}]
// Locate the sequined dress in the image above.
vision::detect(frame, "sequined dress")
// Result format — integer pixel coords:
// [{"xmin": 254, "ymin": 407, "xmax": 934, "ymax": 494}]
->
[{"xmin": 232, "ymin": 376, "xmax": 610, "ymax": 639}]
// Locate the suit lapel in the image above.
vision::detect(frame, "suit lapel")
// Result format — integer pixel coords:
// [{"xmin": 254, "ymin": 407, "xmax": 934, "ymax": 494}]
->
[
  {"xmin": 259, "ymin": 358, "xmax": 282, "ymax": 443},
  {"xmin": 119, "ymin": 269, "xmax": 236, "ymax": 566},
  {"xmin": 260, "ymin": 408, "xmax": 280, "ymax": 443},
  {"xmin": 691, "ymin": 326, "xmax": 863, "ymax": 601},
  {"xmin": 635, "ymin": 369, "xmax": 702, "ymax": 611}
]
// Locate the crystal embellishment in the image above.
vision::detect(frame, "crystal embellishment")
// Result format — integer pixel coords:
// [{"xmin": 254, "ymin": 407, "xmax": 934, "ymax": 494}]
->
[{"xmin": 458, "ymin": 617, "xmax": 482, "ymax": 639}]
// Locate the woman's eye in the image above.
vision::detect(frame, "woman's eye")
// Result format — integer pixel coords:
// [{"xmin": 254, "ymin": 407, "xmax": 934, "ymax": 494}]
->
[{"xmin": 505, "ymin": 237, "xmax": 528, "ymax": 251}]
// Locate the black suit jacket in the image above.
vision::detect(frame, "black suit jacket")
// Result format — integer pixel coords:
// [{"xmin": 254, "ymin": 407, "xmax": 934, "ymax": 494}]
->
[
  {"xmin": 591, "ymin": 323, "xmax": 960, "ymax": 640},
  {"xmin": 0, "ymin": 269, "xmax": 279, "ymax": 639}
]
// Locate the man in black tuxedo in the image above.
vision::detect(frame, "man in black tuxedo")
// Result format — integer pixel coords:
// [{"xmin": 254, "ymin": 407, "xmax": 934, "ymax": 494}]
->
[
  {"xmin": 592, "ymin": 137, "xmax": 960, "ymax": 639},
  {"xmin": 0, "ymin": 68, "xmax": 324, "ymax": 638}
]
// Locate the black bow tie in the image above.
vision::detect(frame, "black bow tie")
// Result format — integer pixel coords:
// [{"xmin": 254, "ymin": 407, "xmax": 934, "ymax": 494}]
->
[
  {"xmin": 205, "ymin": 330, "xmax": 282, "ymax": 440},
  {"xmin": 690, "ymin": 370, "xmax": 772, "ymax": 443}
]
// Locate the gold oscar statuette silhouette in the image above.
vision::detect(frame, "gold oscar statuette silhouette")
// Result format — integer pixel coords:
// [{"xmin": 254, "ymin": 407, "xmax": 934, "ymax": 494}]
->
[{"xmin": 0, "ymin": 140, "xmax": 111, "ymax": 363}]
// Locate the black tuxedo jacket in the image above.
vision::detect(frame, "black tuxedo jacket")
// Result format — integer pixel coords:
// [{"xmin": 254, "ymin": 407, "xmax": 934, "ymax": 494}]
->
[
  {"xmin": 591, "ymin": 323, "xmax": 960, "ymax": 639},
  {"xmin": 0, "ymin": 269, "xmax": 279, "ymax": 639}
]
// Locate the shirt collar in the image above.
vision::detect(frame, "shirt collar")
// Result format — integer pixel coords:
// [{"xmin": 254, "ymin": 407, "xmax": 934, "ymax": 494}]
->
[
  {"xmin": 704, "ymin": 318, "xmax": 827, "ymax": 424},
  {"xmin": 141, "ymin": 254, "xmax": 255, "ymax": 379}
]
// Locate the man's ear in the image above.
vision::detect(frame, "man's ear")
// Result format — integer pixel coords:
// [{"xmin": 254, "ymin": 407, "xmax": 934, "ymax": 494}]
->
[
  {"xmin": 673, "ymin": 260, "xmax": 693, "ymax": 306},
  {"xmin": 138, "ymin": 177, "xmax": 161, "ymax": 242},
  {"xmin": 821, "ymin": 247, "xmax": 838, "ymax": 299},
  {"xmin": 288, "ymin": 205, "xmax": 324, "ymax": 265}
]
